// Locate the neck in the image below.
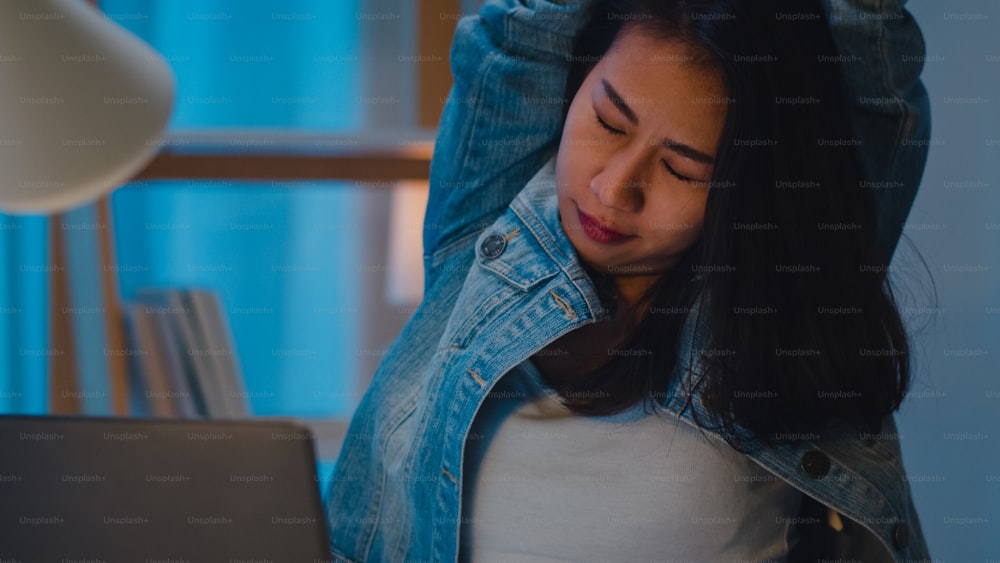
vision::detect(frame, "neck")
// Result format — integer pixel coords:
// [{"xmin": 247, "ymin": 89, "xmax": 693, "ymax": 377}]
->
[
  {"xmin": 609, "ymin": 274, "xmax": 658, "ymax": 329},
  {"xmin": 614, "ymin": 274, "xmax": 656, "ymax": 306}
]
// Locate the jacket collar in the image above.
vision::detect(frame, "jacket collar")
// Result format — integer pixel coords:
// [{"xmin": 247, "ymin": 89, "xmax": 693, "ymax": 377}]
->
[
  {"xmin": 508, "ymin": 155, "xmax": 615, "ymax": 324},
  {"xmin": 502, "ymin": 156, "xmax": 919, "ymax": 559},
  {"xmin": 506, "ymin": 155, "xmax": 713, "ymax": 412}
]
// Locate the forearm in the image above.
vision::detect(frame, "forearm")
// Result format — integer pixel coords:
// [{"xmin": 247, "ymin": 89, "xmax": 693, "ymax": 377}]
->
[{"xmin": 423, "ymin": 0, "xmax": 597, "ymax": 272}]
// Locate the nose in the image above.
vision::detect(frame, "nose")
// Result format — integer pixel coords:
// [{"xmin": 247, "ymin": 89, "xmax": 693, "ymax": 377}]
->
[{"xmin": 590, "ymin": 150, "xmax": 645, "ymax": 213}]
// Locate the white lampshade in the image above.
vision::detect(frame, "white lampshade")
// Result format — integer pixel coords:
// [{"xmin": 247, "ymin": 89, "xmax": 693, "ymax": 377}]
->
[{"xmin": 0, "ymin": 0, "xmax": 175, "ymax": 214}]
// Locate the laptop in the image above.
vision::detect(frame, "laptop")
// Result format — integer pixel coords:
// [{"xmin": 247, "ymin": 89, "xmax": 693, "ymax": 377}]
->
[{"xmin": 0, "ymin": 414, "xmax": 334, "ymax": 562}]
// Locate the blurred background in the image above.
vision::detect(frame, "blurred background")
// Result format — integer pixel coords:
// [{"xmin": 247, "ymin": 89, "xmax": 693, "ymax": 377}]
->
[
  {"xmin": 0, "ymin": 0, "xmax": 995, "ymax": 558},
  {"xmin": 0, "ymin": 0, "xmax": 474, "ymax": 504},
  {"xmin": 890, "ymin": 0, "xmax": 999, "ymax": 559}
]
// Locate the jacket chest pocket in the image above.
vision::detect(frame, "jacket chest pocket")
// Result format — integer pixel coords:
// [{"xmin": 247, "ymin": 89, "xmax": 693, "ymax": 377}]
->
[
  {"xmin": 442, "ymin": 216, "xmax": 562, "ymax": 350},
  {"xmin": 473, "ymin": 215, "xmax": 560, "ymax": 291}
]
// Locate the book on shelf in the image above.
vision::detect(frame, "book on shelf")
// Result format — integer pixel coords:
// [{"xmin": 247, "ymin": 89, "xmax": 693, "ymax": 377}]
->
[
  {"xmin": 124, "ymin": 287, "xmax": 250, "ymax": 419},
  {"xmin": 185, "ymin": 289, "xmax": 250, "ymax": 418},
  {"xmin": 124, "ymin": 301, "xmax": 187, "ymax": 417}
]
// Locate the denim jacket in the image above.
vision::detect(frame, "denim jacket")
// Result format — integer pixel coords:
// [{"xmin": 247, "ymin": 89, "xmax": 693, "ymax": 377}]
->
[{"xmin": 325, "ymin": 1, "xmax": 932, "ymax": 561}]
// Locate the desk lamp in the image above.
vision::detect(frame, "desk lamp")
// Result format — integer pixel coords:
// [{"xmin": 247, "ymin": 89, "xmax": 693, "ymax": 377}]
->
[{"xmin": 0, "ymin": 0, "xmax": 174, "ymax": 214}]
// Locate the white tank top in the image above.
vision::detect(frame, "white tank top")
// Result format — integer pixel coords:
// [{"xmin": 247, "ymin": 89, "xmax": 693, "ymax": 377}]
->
[{"xmin": 459, "ymin": 357, "xmax": 804, "ymax": 562}]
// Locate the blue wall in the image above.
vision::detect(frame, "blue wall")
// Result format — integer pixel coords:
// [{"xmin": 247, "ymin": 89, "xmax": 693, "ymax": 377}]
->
[{"xmin": 891, "ymin": 0, "xmax": 999, "ymax": 558}]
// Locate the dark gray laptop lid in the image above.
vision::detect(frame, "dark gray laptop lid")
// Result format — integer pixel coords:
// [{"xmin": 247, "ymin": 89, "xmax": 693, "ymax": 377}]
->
[{"xmin": 0, "ymin": 415, "xmax": 333, "ymax": 563}]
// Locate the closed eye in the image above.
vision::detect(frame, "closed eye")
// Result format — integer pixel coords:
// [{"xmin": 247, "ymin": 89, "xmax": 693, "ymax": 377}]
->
[
  {"xmin": 595, "ymin": 113, "xmax": 700, "ymax": 184},
  {"xmin": 661, "ymin": 159, "xmax": 696, "ymax": 183},
  {"xmin": 594, "ymin": 114, "xmax": 624, "ymax": 135}
]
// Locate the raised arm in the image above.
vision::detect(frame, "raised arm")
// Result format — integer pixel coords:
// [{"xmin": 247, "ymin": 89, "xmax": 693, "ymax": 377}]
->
[
  {"xmin": 422, "ymin": 0, "xmax": 929, "ymax": 280},
  {"xmin": 422, "ymin": 0, "xmax": 596, "ymax": 286},
  {"xmin": 820, "ymin": 0, "xmax": 931, "ymax": 264}
]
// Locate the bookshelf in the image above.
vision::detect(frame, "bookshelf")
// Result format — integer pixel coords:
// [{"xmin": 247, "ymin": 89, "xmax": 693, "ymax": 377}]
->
[
  {"xmin": 44, "ymin": 0, "xmax": 458, "ymax": 465},
  {"xmin": 48, "ymin": 136, "xmax": 433, "ymax": 417}
]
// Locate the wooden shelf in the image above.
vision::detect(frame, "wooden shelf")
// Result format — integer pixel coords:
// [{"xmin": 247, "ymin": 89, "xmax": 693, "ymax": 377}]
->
[{"xmin": 134, "ymin": 131, "xmax": 435, "ymax": 182}]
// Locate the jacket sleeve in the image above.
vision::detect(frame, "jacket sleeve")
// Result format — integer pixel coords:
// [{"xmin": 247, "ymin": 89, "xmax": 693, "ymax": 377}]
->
[
  {"xmin": 422, "ymin": 0, "xmax": 597, "ymax": 288},
  {"xmin": 819, "ymin": 0, "xmax": 932, "ymax": 265}
]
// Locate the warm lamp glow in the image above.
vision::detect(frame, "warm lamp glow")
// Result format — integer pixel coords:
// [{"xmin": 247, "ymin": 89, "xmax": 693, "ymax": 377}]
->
[{"xmin": 386, "ymin": 181, "xmax": 429, "ymax": 307}]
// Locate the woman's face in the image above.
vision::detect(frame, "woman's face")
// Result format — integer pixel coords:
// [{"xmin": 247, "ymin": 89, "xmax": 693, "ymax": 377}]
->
[{"xmin": 556, "ymin": 27, "xmax": 728, "ymax": 300}]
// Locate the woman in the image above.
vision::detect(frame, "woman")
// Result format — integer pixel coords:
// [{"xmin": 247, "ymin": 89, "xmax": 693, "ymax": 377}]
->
[{"xmin": 325, "ymin": 0, "xmax": 932, "ymax": 561}]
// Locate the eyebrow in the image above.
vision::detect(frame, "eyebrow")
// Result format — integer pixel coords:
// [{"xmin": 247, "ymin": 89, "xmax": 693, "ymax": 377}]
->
[{"xmin": 601, "ymin": 79, "xmax": 716, "ymax": 165}]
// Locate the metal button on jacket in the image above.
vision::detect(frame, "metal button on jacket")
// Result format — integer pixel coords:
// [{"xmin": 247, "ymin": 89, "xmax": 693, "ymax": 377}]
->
[
  {"xmin": 893, "ymin": 522, "xmax": 910, "ymax": 549},
  {"xmin": 480, "ymin": 234, "xmax": 506, "ymax": 259},
  {"xmin": 800, "ymin": 450, "xmax": 831, "ymax": 477}
]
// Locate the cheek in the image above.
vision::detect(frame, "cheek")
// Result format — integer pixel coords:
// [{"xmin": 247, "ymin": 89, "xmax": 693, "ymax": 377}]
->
[
  {"xmin": 557, "ymin": 115, "xmax": 602, "ymax": 189},
  {"xmin": 557, "ymin": 122, "xmax": 578, "ymax": 164},
  {"xmin": 559, "ymin": 97, "xmax": 601, "ymax": 154},
  {"xmin": 682, "ymin": 202, "xmax": 708, "ymax": 246},
  {"xmin": 556, "ymin": 124, "xmax": 585, "ymax": 194},
  {"xmin": 647, "ymin": 194, "xmax": 707, "ymax": 245}
]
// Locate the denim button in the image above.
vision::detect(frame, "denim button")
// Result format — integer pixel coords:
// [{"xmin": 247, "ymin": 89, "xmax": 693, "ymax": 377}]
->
[
  {"xmin": 480, "ymin": 234, "xmax": 506, "ymax": 259},
  {"xmin": 893, "ymin": 522, "xmax": 909, "ymax": 549},
  {"xmin": 800, "ymin": 450, "xmax": 830, "ymax": 478}
]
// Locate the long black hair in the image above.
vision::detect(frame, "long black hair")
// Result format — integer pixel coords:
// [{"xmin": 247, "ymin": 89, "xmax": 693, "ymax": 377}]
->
[{"xmin": 543, "ymin": 0, "xmax": 918, "ymax": 453}]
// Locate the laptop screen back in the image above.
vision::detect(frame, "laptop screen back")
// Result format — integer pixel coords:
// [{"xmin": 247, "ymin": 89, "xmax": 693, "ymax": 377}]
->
[{"xmin": 0, "ymin": 415, "xmax": 333, "ymax": 562}]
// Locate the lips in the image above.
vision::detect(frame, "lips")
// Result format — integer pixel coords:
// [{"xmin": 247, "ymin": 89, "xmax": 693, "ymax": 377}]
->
[{"xmin": 577, "ymin": 207, "xmax": 634, "ymax": 245}]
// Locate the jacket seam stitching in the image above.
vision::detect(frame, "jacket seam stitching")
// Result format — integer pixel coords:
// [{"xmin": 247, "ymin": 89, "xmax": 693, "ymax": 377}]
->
[{"xmin": 365, "ymin": 391, "xmax": 422, "ymax": 561}]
